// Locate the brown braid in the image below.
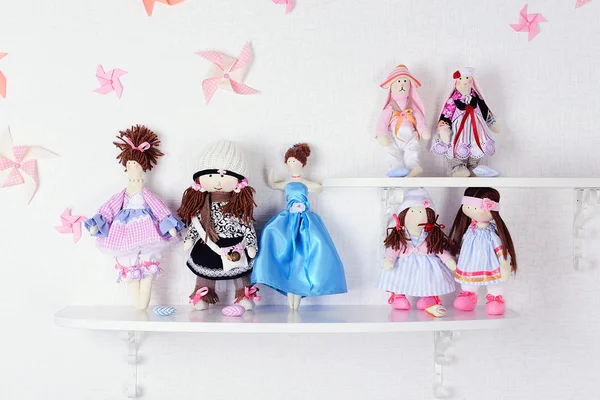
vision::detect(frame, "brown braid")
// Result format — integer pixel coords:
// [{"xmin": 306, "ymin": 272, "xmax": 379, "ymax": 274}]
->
[
  {"xmin": 178, "ymin": 181, "xmax": 208, "ymax": 226},
  {"xmin": 114, "ymin": 125, "xmax": 164, "ymax": 171}
]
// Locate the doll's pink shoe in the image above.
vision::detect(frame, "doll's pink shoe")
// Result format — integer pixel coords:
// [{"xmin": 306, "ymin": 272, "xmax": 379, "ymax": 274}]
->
[
  {"xmin": 485, "ymin": 294, "xmax": 506, "ymax": 315},
  {"xmin": 453, "ymin": 291, "xmax": 478, "ymax": 311},
  {"xmin": 416, "ymin": 296, "xmax": 442, "ymax": 310},
  {"xmin": 388, "ymin": 292, "xmax": 410, "ymax": 310}
]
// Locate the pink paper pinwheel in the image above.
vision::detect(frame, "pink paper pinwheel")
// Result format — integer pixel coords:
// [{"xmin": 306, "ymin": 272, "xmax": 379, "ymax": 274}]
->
[
  {"xmin": 510, "ymin": 5, "xmax": 547, "ymax": 42},
  {"xmin": 54, "ymin": 208, "xmax": 87, "ymax": 244},
  {"xmin": 576, "ymin": 0, "xmax": 592, "ymax": 8},
  {"xmin": 196, "ymin": 42, "xmax": 259, "ymax": 104},
  {"xmin": 142, "ymin": 0, "xmax": 185, "ymax": 16},
  {"xmin": 93, "ymin": 65, "xmax": 128, "ymax": 99},
  {"xmin": 0, "ymin": 128, "xmax": 57, "ymax": 203},
  {"xmin": 0, "ymin": 53, "xmax": 7, "ymax": 99},
  {"xmin": 273, "ymin": 0, "xmax": 294, "ymax": 13}
]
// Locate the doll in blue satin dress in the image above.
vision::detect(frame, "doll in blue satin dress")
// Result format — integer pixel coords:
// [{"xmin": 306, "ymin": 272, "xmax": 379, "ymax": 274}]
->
[{"xmin": 251, "ymin": 143, "xmax": 347, "ymax": 309}]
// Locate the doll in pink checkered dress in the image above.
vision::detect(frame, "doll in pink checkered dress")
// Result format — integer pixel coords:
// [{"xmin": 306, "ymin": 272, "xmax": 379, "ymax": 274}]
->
[{"xmin": 85, "ymin": 125, "xmax": 183, "ymax": 309}]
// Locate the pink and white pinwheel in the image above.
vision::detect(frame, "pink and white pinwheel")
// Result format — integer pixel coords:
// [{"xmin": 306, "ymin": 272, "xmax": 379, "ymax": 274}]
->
[
  {"xmin": 510, "ymin": 5, "xmax": 547, "ymax": 42},
  {"xmin": 273, "ymin": 0, "xmax": 294, "ymax": 13},
  {"xmin": 576, "ymin": 0, "xmax": 592, "ymax": 8},
  {"xmin": 0, "ymin": 52, "xmax": 7, "ymax": 99},
  {"xmin": 142, "ymin": 0, "xmax": 185, "ymax": 16},
  {"xmin": 93, "ymin": 65, "xmax": 128, "ymax": 99},
  {"xmin": 54, "ymin": 208, "xmax": 87, "ymax": 244},
  {"xmin": 196, "ymin": 42, "xmax": 259, "ymax": 104},
  {"xmin": 0, "ymin": 128, "xmax": 57, "ymax": 203}
]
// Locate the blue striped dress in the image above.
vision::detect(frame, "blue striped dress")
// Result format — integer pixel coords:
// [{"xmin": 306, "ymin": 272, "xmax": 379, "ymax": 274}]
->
[
  {"xmin": 455, "ymin": 223, "xmax": 505, "ymax": 286},
  {"xmin": 378, "ymin": 232, "xmax": 456, "ymax": 297}
]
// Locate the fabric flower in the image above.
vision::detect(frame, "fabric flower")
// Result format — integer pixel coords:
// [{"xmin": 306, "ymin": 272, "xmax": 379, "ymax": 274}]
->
[
  {"xmin": 422, "ymin": 199, "xmax": 431, "ymax": 208},
  {"xmin": 290, "ymin": 203, "xmax": 306, "ymax": 213},
  {"xmin": 481, "ymin": 198, "xmax": 497, "ymax": 211},
  {"xmin": 217, "ymin": 169, "xmax": 227, "ymax": 175}
]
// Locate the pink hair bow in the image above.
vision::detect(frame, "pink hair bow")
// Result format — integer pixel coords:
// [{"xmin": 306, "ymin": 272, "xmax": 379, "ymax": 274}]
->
[
  {"xmin": 486, "ymin": 294, "xmax": 504, "ymax": 304},
  {"xmin": 234, "ymin": 178, "xmax": 249, "ymax": 193},
  {"xmin": 392, "ymin": 214, "xmax": 402, "ymax": 231},
  {"xmin": 243, "ymin": 286, "xmax": 261, "ymax": 302},
  {"xmin": 190, "ymin": 287, "xmax": 210, "ymax": 306},
  {"xmin": 272, "ymin": 0, "xmax": 294, "ymax": 13},
  {"xmin": 191, "ymin": 183, "xmax": 205, "ymax": 192},
  {"xmin": 481, "ymin": 198, "xmax": 497, "ymax": 211},
  {"xmin": 122, "ymin": 136, "xmax": 151, "ymax": 152},
  {"xmin": 196, "ymin": 42, "xmax": 259, "ymax": 104}
]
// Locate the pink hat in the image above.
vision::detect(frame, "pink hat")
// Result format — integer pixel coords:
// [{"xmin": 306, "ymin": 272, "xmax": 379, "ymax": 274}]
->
[{"xmin": 380, "ymin": 64, "xmax": 421, "ymax": 89}]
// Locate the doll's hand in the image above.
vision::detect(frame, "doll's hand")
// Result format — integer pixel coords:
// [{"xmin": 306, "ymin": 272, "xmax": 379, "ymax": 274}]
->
[
  {"xmin": 489, "ymin": 123, "xmax": 501, "ymax": 134},
  {"xmin": 183, "ymin": 240, "xmax": 193, "ymax": 252},
  {"xmin": 444, "ymin": 258, "xmax": 457, "ymax": 271},
  {"xmin": 420, "ymin": 129, "xmax": 431, "ymax": 140},
  {"xmin": 377, "ymin": 135, "xmax": 391, "ymax": 147},
  {"xmin": 247, "ymin": 247, "xmax": 257, "ymax": 259},
  {"xmin": 383, "ymin": 258, "xmax": 395, "ymax": 271},
  {"xmin": 268, "ymin": 168, "xmax": 275, "ymax": 189},
  {"xmin": 500, "ymin": 259, "xmax": 511, "ymax": 281},
  {"xmin": 438, "ymin": 125, "xmax": 451, "ymax": 143},
  {"xmin": 168, "ymin": 228, "xmax": 177, "ymax": 238},
  {"xmin": 89, "ymin": 225, "xmax": 99, "ymax": 235}
]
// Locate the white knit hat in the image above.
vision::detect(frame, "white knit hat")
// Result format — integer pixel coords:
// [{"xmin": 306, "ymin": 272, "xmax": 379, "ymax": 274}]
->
[
  {"xmin": 194, "ymin": 140, "xmax": 249, "ymax": 179},
  {"xmin": 396, "ymin": 188, "xmax": 435, "ymax": 213}
]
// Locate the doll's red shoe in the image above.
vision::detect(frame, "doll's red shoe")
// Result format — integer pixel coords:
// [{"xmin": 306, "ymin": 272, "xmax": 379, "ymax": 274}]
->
[
  {"xmin": 453, "ymin": 291, "xmax": 478, "ymax": 311},
  {"xmin": 388, "ymin": 292, "xmax": 410, "ymax": 310},
  {"xmin": 416, "ymin": 296, "xmax": 442, "ymax": 310},
  {"xmin": 485, "ymin": 294, "xmax": 506, "ymax": 315}
]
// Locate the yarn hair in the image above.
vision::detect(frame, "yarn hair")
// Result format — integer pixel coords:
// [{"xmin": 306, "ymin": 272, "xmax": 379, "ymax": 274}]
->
[
  {"xmin": 284, "ymin": 143, "xmax": 311, "ymax": 166},
  {"xmin": 384, "ymin": 208, "xmax": 451, "ymax": 254},
  {"xmin": 114, "ymin": 125, "xmax": 164, "ymax": 172}
]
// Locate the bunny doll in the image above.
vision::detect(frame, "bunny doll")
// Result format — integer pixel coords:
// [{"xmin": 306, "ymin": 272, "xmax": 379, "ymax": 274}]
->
[
  {"xmin": 251, "ymin": 143, "xmax": 347, "ymax": 310},
  {"xmin": 376, "ymin": 65, "xmax": 430, "ymax": 178},
  {"xmin": 379, "ymin": 188, "xmax": 456, "ymax": 311},
  {"xmin": 430, "ymin": 67, "xmax": 500, "ymax": 177},
  {"xmin": 178, "ymin": 140, "xmax": 260, "ymax": 311},
  {"xmin": 449, "ymin": 187, "xmax": 517, "ymax": 315},
  {"xmin": 85, "ymin": 125, "xmax": 183, "ymax": 310}
]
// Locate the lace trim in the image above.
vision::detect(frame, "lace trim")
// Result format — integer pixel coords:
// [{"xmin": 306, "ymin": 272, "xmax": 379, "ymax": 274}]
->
[{"xmin": 186, "ymin": 257, "xmax": 253, "ymax": 278}]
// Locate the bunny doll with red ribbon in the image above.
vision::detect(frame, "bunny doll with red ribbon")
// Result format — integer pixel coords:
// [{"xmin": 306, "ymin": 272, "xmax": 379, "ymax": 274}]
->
[
  {"xmin": 379, "ymin": 188, "xmax": 456, "ymax": 313},
  {"xmin": 85, "ymin": 125, "xmax": 183, "ymax": 310},
  {"xmin": 449, "ymin": 187, "xmax": 517, "ymax": 315}
]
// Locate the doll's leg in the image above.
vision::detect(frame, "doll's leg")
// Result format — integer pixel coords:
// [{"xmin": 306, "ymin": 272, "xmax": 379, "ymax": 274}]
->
[
  {"xmin": 447, "ymin": 158, "xmax": 470, "ymax": 178},
  {"xmin": 116, "ymin": 253, "xmax": 142, "ymax": 308},
  {"xmin": 292, "ymin": 294, "xmax": 302, "ymax": 310},
  {"xmin": 382, "ymin": 138, "xmax": 409, "ymax": 177},
  {"xmin": 136, "ymin": 251, "xmax": 162, "ymax": 310},
  {"xmin": 287, "ymin": 294, "xmax": 295, "ymax": 309},
  {"xmin": 453, "ymin": 284, "xmax": 479, "ymax": 311},
  {"xmin": 467, "ymin": 157, "xmax": 481, "ymax": 176},
  {"xmin": 404, "ymin": 138, "xmax": 423, "ymax": 177},
  {"xmin": 233, "ymin": 275, "xmax": 256, "ymax": 311},
  {"xmin": 190, "ymin": 277, "xmax": 218, "ymax": 310},
  {"xmin": 485, "ymin": 284, "xmax": 506, "ymax": 315}
]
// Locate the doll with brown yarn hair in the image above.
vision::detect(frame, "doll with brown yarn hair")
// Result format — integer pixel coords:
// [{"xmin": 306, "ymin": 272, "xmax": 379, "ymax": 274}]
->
[
  {"xmin": 179, "ymin": 140, "xmax": 260, "ymax": 312},
  {"xmin": 251, "ymin": 143, "xmax": 347, "ymax": 310},
  {"xmin": 379, "ymin": 188, "xmax": 456, "ymax": 312},
  {"xmin": 85, "ymin": 125, "xmax": 183, "ymax": 310},
  {"xmin": 448, "ymin": 187, "xmax": 517, "ymax": 315}
]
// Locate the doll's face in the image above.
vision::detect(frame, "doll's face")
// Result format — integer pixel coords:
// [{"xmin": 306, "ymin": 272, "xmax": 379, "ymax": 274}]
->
[
  {"xmin": 391, "ymin": 78, "xmax": 411, "ymax": 95},
  {"xmin": 199, "ymin": 173, "xmax": 239, "ymax": 193},
  {"xmin": 462, "ymin": 204, "xmax": 493, "ymax": 222},
  {"xmin": 126, "ymin": 160, "xmax": 143, "ymax": 179},
  {"xmin": 456, "ymin": 75, "xmax": 474, "ymax": 94},
  {"xmin": 286, "ymin": 157, "xmax": 304, "ymax": 176},
  {"xmin": 404, "ymin": 206, "xmax": 428, "ymax": 231}
]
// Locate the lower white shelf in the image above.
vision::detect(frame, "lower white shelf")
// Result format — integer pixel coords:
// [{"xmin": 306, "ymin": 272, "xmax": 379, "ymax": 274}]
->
[{"xmin": 55, "ymin": 305, "xmax": 519, "ymax": 333}]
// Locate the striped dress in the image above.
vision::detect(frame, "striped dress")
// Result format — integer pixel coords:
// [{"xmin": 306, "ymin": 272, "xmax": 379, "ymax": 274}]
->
[
  {"xmin": 378, "ymin": 232, "xmax": 456, "ymax": 297},
  {"xmin": 455, "ymin": 223, "xmax": 505, "ymax": 286}
]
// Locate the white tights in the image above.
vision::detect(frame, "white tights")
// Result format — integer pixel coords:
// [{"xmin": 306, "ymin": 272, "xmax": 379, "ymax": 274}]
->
[{"xmin": 461, "ymin": 284, "xmax": 504, "ymax": 297}]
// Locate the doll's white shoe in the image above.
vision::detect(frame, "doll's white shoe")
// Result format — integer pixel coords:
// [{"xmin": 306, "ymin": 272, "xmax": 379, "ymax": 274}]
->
[
  {"xmin": 452, "ymin": 166, "xmax": 471, "ymax": 177},
  {"xmin": 193, "ymin": 300, "xmax": 209, "ymax": 311},
  {"xmin": 237, "ymin": 298, "xmax": 255, "ymax": 311},
  {"xmin": 472, "ymin": 165, "xmax": 500, "ymax": 177}
]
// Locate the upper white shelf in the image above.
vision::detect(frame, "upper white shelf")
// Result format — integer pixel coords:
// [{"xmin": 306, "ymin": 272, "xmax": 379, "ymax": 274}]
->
[
  {"xmin": 322, "ymin": 177, "xmax": 600, "ymax": 189},
  {"xmin": 55, "ymin": 305, "xmax": 518, "ymax": 333}
]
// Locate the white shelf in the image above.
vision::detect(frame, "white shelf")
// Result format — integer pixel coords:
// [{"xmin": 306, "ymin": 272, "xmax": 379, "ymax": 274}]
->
[
  {"xmin": 55, "ymin": 305, "xmax": 518, "ymax": 333},
  {"xmin": 322, "ymin": 177, "xmax": 600, "ymax": 189}
]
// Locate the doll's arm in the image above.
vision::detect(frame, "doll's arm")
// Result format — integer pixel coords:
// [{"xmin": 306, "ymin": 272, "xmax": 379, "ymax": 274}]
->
[
  {"xmin": 84, "ymin": 190, "xmax": 125, "ymax": 237},
  {"xmin": 183, "ymin": 223, "xmax": 201, "ymax": 251},
  {"xmin": 268, "ymin": 169, "xmax": 287, "ymax": 190},
  {"xmin": 383, "ymin": 248, "xmax": 400, "ymax": 270},
  {"xmin": 376, "ymin": 107, "xmax": 393, "ymax": 138},
  {"xmin": 477, "ymin": 95, "xmax": 500, "ymax": 132},
  {"xmin": 304, "ymin": 179, "xmax": 323, "ymax": 193},
  {"xmin": 412, "ymin": 107, "xmax": 430, "ymax": 139},
  {"xmin": 244, "ymin": 223, "xmax": 258, "ymax": 258},
  {"xmin": 437, "ymin": 250, "xmax": 457, "ymax": 271},
  {"xmin": 143, "ymin": 188, "xmax": 184, "ymax": 238}
]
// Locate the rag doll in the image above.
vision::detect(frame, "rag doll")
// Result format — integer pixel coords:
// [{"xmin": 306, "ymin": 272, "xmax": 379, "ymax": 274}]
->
[
  {"xmin": 376, "ymin": 64, "xmax": 430, "ymax": 178},
  {"xmin": 251, "ymin": 143, "xmax": 347, "ymax": 310},
  {"xmin": 179, "ymin": 140, "xmax": 260, "ymax": 311},
  {"xmin": 449, "ymin": 187, "xmax": 517, "ymax": 315},
  {"xmin": 85, "ymin": 125, "xmax": 183, "ymax": 310},
  {"xmin": 379, "ymin": 188, "xmax": 456, "ymax": 310},
  {"xmin": 430, "ymin": 67, "xmax": 500, "ymax": 177}
]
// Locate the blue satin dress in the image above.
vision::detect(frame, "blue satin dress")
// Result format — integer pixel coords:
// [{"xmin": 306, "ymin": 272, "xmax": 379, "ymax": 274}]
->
[{"xmin": 251, "ymin": 182, "xmax": 347, "ymax": 297}]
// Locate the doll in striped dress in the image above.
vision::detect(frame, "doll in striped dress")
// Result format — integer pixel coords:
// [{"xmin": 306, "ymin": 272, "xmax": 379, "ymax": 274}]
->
[
  {"xmin": 379, "ymin": 188, "xmax": 456, "ymax": 311},
  {"xmin": 449, "ymin": 187, "xmax": 517, "ymax": 315}
]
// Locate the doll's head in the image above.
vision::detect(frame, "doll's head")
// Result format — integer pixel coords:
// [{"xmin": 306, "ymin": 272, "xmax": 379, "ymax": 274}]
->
[
  {"xmin": 449, "ymin": 187, "xmax": 517, "ymax": 272},
  {"xmin": 380, "ymin": 65, "xmax": 426, "ymax": 117},
  {"xmin": 453, "ymin": 68, "xmax": 475, "ymax": 96},
  {"xmin": 390, "ymin": 78, "xmax": 411, "ymax": 95},
  {"xmin": 284, "ymin": 143, "xmax": 311, "ymax": 176},
  {"xmin": 178, "ymin": 140, "xmax": 256, "ymax": 226},
  {"xmin": 114, "ymin": 125, "xmax": 164, "ymax": 178}
]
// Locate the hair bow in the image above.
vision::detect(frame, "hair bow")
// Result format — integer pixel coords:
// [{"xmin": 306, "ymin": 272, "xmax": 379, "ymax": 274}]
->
[
  {"xmin": 243, "ymin": 286, "xmax": 261, "ymax": 302},
  {"xmin": 122, "ymin": 136, "xmax": 151, "ymax": 152},
  {"xmin": 189, "ymin": 287, "xmax": 210, "ymax": 306},
  {"xmin": 418, "ymin": 214, "xmax": 445, "ymax": 232},
  {"xmin": 392, "ymin": 214, "xmax": 402, "ymax": 231},
  {"xmin": 486, "ymin": 294, "xmax": 504, "ymax": 304}
]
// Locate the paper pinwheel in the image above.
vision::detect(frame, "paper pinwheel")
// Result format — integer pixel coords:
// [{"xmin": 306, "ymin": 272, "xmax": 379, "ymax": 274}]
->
[
  {"xmin": 510, "ymin": 5, "xmax": 547, "ymax": 42},
  {"xmin": 0, "ymin": 53, "xmax": 7, "ymax": 99},
  {"xmin": 93, "ymin": 65, "xmax": 128, "ymax": 99},
  {"xmin": 0, "ymin": 128, "xmax": 57, "ymax": 204},
  {"xmin": 54, "ymin": 209, "xmax": 87, "ymax": 244},
  {"xmin": 576, "ymin": 0, "xmax": 592, "ymax": 8},
  {"xmin": 142, "ymin": 0, "xmax": 184, "ymax": 16},
  {"xmin": 196, "ymin": 42, "xmax": 259, "ymax": 104},
  {"xmin": 273, "ymin": 0, "xmax": 294, "ymax": 13}
]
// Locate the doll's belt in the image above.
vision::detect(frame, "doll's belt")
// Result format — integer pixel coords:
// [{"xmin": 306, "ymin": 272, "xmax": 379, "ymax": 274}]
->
[{"xmin": 393, "ymin": 109, "xmax": 418, "ymax": 140}]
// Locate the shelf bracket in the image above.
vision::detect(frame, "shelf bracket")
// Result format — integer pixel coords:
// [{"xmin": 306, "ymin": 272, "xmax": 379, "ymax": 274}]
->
[
  {"xmin": 123, "ymin": 331, "xmax": 140, "ymax": 399},
  {"xmin": 573, "ymin": 188, "xmax": 600, "ymax": 271},
  {"xmin": 433, "ymin": 331, "xmax": 455, "ymax": 399}
]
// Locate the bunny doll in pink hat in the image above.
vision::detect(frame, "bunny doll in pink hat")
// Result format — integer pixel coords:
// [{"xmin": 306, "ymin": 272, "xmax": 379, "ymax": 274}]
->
[
  {"xmin": 376, "ymin": 65, "xmax": 430, "ymax": 178},
  {"xmin": 431, "ymin": 67, "xmax": 500, "ymax": 177}
]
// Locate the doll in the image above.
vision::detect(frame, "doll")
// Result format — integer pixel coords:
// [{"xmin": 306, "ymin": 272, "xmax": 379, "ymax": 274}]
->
[
  {"xmin": 251, "ymin": 143, "xmax": 347, "ymax": 310},
  {"xmin": 178, "ymin": 140, "xmax": 259, "ymax": 311},
  {"xmin": 449, "ymin": 187, "xmax": 517, "ymax": 315},
  {"xmin": 379, "ymin": 188, "xmax": 456, "ymax": 310},
  {"xmin": 376, "ymin": 65, "xmax": 430, "ymax": 178},
  {"xmin": 85, "ymin": 125, "xmax": 183, "ymax": 310},
  {"xmin": 430, "ymin": 68, "xmax": 500, "ymax": 177}
]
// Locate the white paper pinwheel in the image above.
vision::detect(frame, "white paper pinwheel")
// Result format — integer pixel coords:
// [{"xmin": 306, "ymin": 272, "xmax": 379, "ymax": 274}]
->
[
  {"xmin": 0, "ymin": 128, "xmax": 57, "ymax": 203},
  {"xmin": 195, "ymin": 42, "xmax": 259, "ymax": 104}
]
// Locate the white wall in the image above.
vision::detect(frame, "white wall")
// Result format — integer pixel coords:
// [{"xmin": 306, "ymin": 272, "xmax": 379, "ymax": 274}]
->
[{"xmin": 1, "ymin": 0, "xmax": 599, "ymax": 399}]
